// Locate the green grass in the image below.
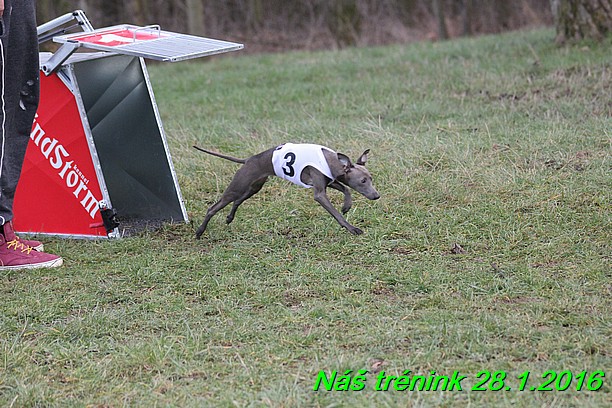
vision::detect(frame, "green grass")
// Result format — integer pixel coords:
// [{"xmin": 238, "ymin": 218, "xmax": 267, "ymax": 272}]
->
[{"xmin": 1, "ymin": 28, "xmax": 610, "ymax": 406}]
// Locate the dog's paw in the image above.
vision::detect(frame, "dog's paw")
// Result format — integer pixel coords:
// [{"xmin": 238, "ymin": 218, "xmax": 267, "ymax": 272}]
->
[
  {"xmin": 195, "ymin": 227, "xmax": 205, "ymax": 239},
  {"xmin": 348, "ymin": 226, "xmax": 363, "ymax": 235}
]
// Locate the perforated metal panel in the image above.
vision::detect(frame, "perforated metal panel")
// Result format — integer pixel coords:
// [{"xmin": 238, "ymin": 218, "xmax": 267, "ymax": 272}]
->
[{"xmin": 55, "ymin": 25, "xmax": 244, "ymax": 62}]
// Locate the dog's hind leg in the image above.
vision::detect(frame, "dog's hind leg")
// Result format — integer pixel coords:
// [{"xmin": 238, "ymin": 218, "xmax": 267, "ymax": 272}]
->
[
  {"xmin": 195, "ymin": 197, "xmax": 235, "ymax": 239},
  {"xmin": 226, "ymin": 177, "xmax": 268, "ymax": 224}
]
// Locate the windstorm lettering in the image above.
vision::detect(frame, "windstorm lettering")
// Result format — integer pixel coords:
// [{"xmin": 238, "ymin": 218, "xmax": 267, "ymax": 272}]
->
[{"xmin": 29, "ymin": 115, "xmax": 99, "ymax": 219}]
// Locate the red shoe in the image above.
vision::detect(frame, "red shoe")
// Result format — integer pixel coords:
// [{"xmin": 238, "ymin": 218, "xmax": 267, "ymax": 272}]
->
[
  {"xmin": 0, "ymin": 230, "xmax": 63, "ymax": 271},
  {"xmin": 2, "ymin": 222, "xmax": 44, "ymax": 251}
]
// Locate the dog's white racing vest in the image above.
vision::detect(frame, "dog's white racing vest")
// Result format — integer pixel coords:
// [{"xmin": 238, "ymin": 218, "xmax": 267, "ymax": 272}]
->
[{"xmin": 272, "ymin": 143, "xmax": 335, "ymax": 188}]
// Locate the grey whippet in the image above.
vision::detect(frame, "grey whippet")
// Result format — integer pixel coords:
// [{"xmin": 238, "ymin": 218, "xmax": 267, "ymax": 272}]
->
[{"xmin": 193, "ymin": 143, "xmax": 380, "ymax": 238}]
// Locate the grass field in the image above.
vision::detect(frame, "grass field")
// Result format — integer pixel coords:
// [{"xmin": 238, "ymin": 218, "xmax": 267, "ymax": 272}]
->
[{"xmin": 1, "ymin": 28, "xmax": 610, "ymax": 407}]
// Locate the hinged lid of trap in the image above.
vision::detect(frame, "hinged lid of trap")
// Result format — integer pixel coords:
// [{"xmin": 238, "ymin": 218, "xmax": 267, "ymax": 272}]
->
[{"xmin": 54, "ymin": 24, "xmax": 244, "ymax": 62}]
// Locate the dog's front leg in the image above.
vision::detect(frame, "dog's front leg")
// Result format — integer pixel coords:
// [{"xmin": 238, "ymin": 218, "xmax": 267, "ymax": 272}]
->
[
  {"xmin": 313, "ymin": 186, "xmax": 363, "ymax": 235},
  {"xmin": 328, "ymin": 181, "xmax": 352, "ymax": 214}
]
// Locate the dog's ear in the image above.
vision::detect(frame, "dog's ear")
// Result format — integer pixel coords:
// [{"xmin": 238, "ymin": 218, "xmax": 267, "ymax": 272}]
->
[
  {"xmin": 337, "ymin": 153, "xmax": 353, "ymax": 172},
  {"xmin": 323, "ymin": 149, "xmax": 350, "ymax": 178},
  {"xmin": 356, "ymin": 149, "xmax": 370, "ymax": 166}
]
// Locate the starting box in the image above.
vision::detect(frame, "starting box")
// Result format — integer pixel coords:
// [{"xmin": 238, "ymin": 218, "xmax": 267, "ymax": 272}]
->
[{"xmin": 13, "ymin": 11, "xmax": 243, "ymax": 238}]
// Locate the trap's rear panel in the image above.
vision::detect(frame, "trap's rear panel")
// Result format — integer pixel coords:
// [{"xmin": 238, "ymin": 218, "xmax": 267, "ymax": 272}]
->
[{"xmin": 74, "ymin": 54, "xmax": 186, "ymax": 223}]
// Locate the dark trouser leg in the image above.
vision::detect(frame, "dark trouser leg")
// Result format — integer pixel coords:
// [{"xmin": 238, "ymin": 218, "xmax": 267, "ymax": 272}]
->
[{"xmin": 0, "ymin": 0, "xmax": 40, "ymax": 224}]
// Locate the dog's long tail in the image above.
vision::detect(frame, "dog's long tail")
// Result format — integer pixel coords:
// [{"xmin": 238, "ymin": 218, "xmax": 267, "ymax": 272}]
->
[{"xmin": 193, "ymin": 145, "xmax": 246, "ymax": 164}]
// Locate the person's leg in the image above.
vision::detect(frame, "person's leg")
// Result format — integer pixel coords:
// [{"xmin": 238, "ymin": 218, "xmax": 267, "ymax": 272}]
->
[
  {"xmin": 0, "ymin": 0, "xmax": 39, "ymax": 224},
  {"xmin": 0, "ymin": 0, "xmax": 62, "ymax": 269}
]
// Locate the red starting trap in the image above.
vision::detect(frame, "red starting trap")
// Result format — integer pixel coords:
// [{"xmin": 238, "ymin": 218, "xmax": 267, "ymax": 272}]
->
[{"xmin": 14, "ymin": 11, "xmax": 242, "ymax": 238}]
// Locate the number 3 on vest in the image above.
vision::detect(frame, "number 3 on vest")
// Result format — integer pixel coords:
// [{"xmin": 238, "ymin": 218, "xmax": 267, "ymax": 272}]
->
[{"xmin": 282, "ymin": 152, "xmax": 296, "ymax": 177}]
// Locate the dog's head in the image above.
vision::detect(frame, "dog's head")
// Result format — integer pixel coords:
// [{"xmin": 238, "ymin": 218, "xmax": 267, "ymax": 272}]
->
[{"xmin": 337, "ymin": 150, "xmax": 380, "ymax": 200}]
